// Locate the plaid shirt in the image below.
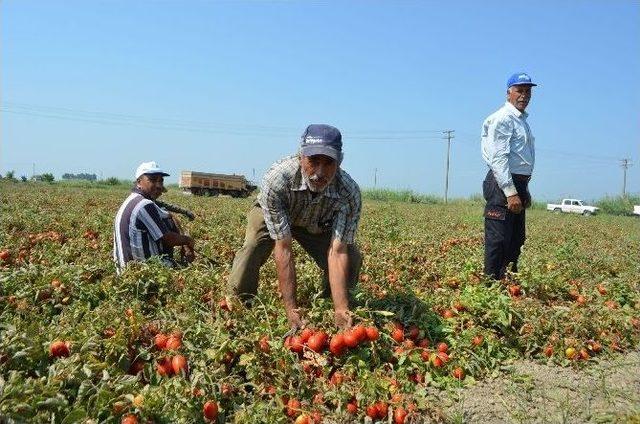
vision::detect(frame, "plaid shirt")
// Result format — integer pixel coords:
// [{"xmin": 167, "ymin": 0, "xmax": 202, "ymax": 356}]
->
[{"xmin": 257, "ymin": 155, "xmax": 361, "ymax": 244}]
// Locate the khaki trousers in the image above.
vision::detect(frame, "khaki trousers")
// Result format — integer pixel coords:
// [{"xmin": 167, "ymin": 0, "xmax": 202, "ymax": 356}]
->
[{"xmin": 228, "ymin": 206, "xmax": 361, "ymax": 301}]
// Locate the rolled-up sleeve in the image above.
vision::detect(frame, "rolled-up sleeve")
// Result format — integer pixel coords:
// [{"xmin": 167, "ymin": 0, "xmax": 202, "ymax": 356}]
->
[
  {"xmin": 258, "ymin": 172, "xmax": 292, "ymax": 240},
  {"xmin": 332, "ymin": 188, "xmax": 361, "ymax": 244},
  {"xmin": 481, "ymin": 117, "xmax": 517, "ymax": 197}
]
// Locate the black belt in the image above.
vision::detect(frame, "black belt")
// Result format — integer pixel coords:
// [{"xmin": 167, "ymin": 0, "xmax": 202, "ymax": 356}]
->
[{"xmin": 512, "ymin": 174, "xmax": 531, "ymax": 182}]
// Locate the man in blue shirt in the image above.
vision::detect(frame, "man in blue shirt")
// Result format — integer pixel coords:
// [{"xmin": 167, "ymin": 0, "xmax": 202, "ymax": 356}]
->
[{"xmin": 480, "ymin": 73, "xmax": 537, "ymax": 280}]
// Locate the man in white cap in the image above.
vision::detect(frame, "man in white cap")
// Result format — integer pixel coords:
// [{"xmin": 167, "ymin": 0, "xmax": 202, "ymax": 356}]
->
[
  {"xmin": 113, "ymin": 161, "xmax": 195, "ymax": 273},
  {"xmin": 481, "ymin": 72, "xmax": 538, "ymax": 280},
  {"xmin": 228, "ymin": 124, "xmax": 362, "ymax": 331}
]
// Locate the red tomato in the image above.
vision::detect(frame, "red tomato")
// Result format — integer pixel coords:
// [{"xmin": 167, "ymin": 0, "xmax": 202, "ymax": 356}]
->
[
  {"xmin": 156, "ymin": 357, "xmax": 173, "ymax": 376},
  {"xmin": 203, "ymin": 400, "xmax": 219, "ymax": 420},
  {"xmin": 452, "ymin": 367, "xmax": 465, "ymax": 380},
  {"xmin": 394, "ymin": 406, "xmax": 408, "ymax": 424},
  {"xmin": 431, "ymin": 354, "xmax": 444, "ymax": 368},
  {"xmin": 417, "ymin": 338, "xmax": 429, "ymax": 348},
  {"xmin": 403, "ymin": 339, "xmax": 415, "ymax": 349},
  {"xmin": 366, "ymin": 404, "xmax": 379, "ymax": 419},
  {"xmin": 472, "ymin": 335, "xmax": 484, "ymax": 347},
  {"xmin": 453, "ymin": 301, "xmax": 466, "ymax": 312},
  {"xmin": 442, "ymin": 309, "xmax": 455, "ymax": 319},
  {"xmin": 218, "ymin": 298, "xmax": 230, "ymax": 311},
  {"xmin": 351, "ymin": 325, "xmax": 367, "ymax": 343},
  {"xmin": 366, "ymin": 326, "xmax": 380, "ymax": 341},
  {"xmin": 508, "ymin": 285, "xmax": 522, "ymax": 297},
  {"xmin": 286, "ymin": 398, "xmax": 301, "ymax": 417},
  {"xmin": 375, "ymin": 402, "xmax": 389, "ymax": 419},
  {"xmin": 307, "ymin": 331, "xmax": 328, "ymax": 352},
  {"xmin": 259, "ymin": 335, "xmax": 270, "ymax": 353},
  {"xmin": 346, "ymin": 401, "xmax": 358, "ymax": 414},
  {"xmin": 407, "ymin": 325, "xmax": 420, "ymax": 340},
  {"xmin": 300, "ymin": 328, "xmax": 314, "ymax": 343},
  {"xmin": 121, "ymin": 414, "xmax": 138, "ymax": 424},
  {"xmin": 312, "ymin": 392, "xmax": 324, "ymax": 405},
  {"xmin": 154, "ymin": 333, "xmax": 168, "ymax": 350},
  {"xmin": 330, "ymin": 371, "xmax": 345, "ymax": 386},
  {"xmin": 288, "ymin": 336, "xmax": 304, "ymax": 354},
  {"xmin": 544, "ymin": 345, "xmax": 554, "ymax": 357},
  {"xmin": 128, "ymin": 359, "xmax": 145, "ymax": 375},
  {"xmin": 165, "ymin": 334, "xmax": 182, "ymax": 351},
  {"xmin": 343, "ymin": 331, "xmax": 359, "ymax": 349},
  {"xmin": 391, "ymin": 328, "xmax": 404, "ymax": 343},
  {"xmin": 588, "ymin": 340, "xmax": 602, "ymax": 353},
  {"xmin": 49, "ymin": 340, "xmax": 70, "ymax": 358},
  {"xmin": 420, "ymin": 349, "xmax": 431, "ymax": 362},
  {"xmin": 171, "ymin": 354, "xmax": 188, "ymax": 375},
  {"xmin": 597, "ymin": 284, "xmax": 607, "ymax": 295},
  {"xmin": 329, "ymin": 333, "xmax": 346, "ymax": 356},
  {"xmin": 436, "ymin": 342, "xmax": 448, "ymax": 353},
  {"xmin": 0, "ymin": 250, "xmax": 10, "ymax": 261}
]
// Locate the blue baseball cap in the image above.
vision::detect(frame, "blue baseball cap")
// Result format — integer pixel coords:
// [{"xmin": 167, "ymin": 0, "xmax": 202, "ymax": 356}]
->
[
  {"xmin": 507, "ymin": 72, "xmax": 537, "ymax": 88},
  {"xmin": 300, "ymin": 124, "xmax": 343, "ymax": 162}
]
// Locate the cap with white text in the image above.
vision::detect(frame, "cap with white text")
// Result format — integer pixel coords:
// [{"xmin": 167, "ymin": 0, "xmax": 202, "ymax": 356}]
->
[
  {"xmin": 300, "ymin": 124, "xmax": 342, "ymax": 162},
  {"xmin": 507, "ymin": 72, "xmax": 537, "ymax": 88}
]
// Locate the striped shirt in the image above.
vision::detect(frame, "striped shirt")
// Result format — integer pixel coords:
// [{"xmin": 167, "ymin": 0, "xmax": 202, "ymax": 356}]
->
[
  {"xmin": 257, "ymin": 155, "xmax": 361, "ymax": 244},
  {"xmin": 113, "ymin": 188, "xmax": 177, "ymax": 272}
]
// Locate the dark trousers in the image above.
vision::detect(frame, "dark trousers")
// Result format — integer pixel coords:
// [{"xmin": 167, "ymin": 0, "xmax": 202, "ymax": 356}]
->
[{"xmin": 483, "ymin": 170, "xmax": 531, "ymax": 280}]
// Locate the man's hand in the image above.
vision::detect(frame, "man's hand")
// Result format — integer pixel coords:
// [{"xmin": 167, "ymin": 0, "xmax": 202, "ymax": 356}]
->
[
  {"xmin": 507, "ymin": 194, "xmax": 523, "ymax": 214},
  {"xmin": 334, "ymin": 309, "xmax": 353, "ymax": 330},
  {"xmin": 286, "ymin": 308, "xmax": 307, "ymax": 332},
  {"xmin": 182, "ymin": 246, "xmax": 195, "ymax": 263}
]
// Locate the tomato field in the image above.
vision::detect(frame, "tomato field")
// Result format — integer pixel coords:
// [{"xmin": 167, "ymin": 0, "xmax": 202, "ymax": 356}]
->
[{"xmin": 1, "ymin": 181, "xmax": 639, "ymax": 423}]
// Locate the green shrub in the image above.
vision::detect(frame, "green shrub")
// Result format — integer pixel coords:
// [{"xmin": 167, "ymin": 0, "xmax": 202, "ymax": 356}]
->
[{"xmin": 596, "ymin": 195, "xmax": 640, "ymax": 216}]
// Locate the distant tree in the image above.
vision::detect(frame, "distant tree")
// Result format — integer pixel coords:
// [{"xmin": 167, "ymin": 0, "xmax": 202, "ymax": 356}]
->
[
  {"xmin": 106, "ymin": 177, "xmax": 121, "ymax": 185},
  {"xmin": 62, "ymin": 173, "xmax": 97, "ymax": 181},
  {"xmin": 20, "ymin": 176, "xmax": 28, "ymax": 182},
  {"xmin": 40, "ymin": 173, "xmax": 55, "ymax": 183},
  {"xmin": 4, "ymin": 171, "xmax": 16, "ymax": 181}
]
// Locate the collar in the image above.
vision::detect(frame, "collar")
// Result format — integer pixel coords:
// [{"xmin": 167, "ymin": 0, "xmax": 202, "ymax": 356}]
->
[
  {"xmin": 504, "ymin": 101, "xmax": 528, "ymax": 119},
  {"xmin": 132, "ymin": 186, "xmax": 154, "ymax": 200},
  {"xmin": 291, "ymin": 164, "xmax": 341, "ymax": 199}
]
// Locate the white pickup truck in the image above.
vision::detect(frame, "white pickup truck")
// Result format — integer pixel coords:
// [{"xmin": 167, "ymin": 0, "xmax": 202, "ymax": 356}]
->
[
  {"xmin": 634, "ymin": 205, "xmax": 640, "ymax": 216},
  {"xmin": 546, "ymin": 199, "xmax": 599, "ymax": 216}
]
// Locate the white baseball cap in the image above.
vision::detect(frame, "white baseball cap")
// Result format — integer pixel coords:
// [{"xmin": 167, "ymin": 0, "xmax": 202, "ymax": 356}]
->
[{"xmin": 135, "ymin": 161, "xmax": 170, "ymax": 179}]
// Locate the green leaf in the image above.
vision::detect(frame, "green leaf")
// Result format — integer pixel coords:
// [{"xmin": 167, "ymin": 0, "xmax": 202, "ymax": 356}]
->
[{"xmin": 62, "ymin": 408, "xmax": 87, "ymax": 424}]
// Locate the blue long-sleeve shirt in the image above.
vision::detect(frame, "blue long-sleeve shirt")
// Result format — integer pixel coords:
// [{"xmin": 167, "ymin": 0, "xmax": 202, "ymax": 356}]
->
[{"xmin": 481, "ymin": 102, "xmax": 535, "ymax": 197}]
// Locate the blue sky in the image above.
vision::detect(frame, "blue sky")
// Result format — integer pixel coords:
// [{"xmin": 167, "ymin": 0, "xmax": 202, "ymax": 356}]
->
[{"xmin": 2, "ymin": 0, "xmax": 639, "ymax": 200}]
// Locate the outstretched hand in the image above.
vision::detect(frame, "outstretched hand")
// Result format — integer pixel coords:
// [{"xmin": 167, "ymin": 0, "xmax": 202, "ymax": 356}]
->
[
  {"xmin": 334, "ymin": 309, "xmax": 353, "ymax": 330},
  {"xmin": 286, "ymin": 308, "xmax": 307, "ymax": 332}
]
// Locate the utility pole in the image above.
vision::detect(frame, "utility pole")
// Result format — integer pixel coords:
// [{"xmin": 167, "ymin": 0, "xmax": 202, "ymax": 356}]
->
[
  {"xmin": 374, "ymin": 168, "xmax": 378, "ymax": 188},
  {"xmin": 442, "ymin": 130, "xmax": 455, "ymax": 203},
  {"xmin": 620, "ymin": 158, "xmax": 632, "ymax": 197}
]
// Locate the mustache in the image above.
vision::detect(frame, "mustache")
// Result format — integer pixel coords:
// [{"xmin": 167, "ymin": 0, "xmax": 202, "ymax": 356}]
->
[{"xmin": 308, "ymin": 174, "xmax": 327, "ymax": 183}]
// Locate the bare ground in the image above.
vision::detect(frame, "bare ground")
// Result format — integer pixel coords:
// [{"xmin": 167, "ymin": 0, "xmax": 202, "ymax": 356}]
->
[{"xmin": 436, "ymin": 349, "xmax": 640, "ymax": 424}]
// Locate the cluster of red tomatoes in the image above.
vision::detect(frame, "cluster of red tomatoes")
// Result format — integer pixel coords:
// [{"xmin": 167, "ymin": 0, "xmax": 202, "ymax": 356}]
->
[{"xmin": 284, "ymin": 324, "xmax": 380, "ymax": 357}]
